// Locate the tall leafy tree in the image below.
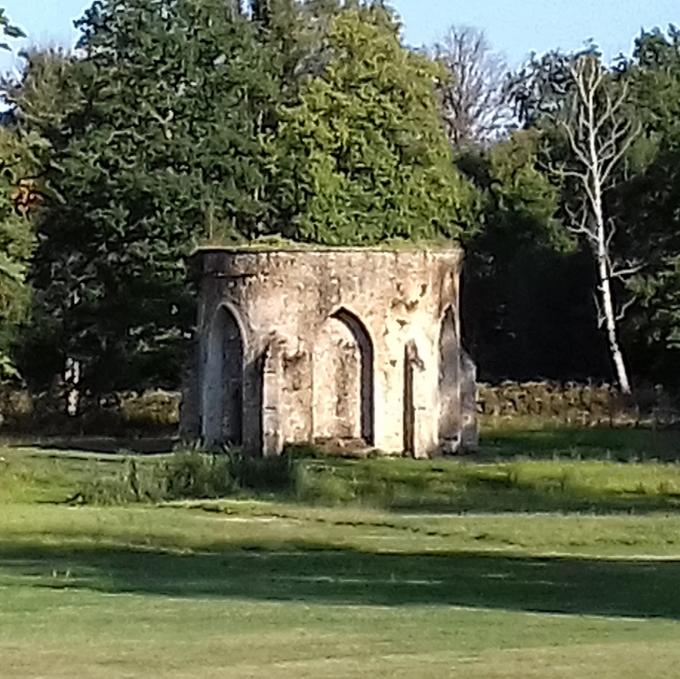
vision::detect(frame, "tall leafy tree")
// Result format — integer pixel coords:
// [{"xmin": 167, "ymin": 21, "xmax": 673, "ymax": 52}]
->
[
  {"xmin": 612, "ymin": 28, "xmax": 680, "ymax": 385},
  {"xmin": 11, "ymin": 0, "xmax": 280, "ymax": 392},
  {"xmin": 458, "ymin": 130, "xmax": 609, "ymax": 381},
  {"xmin": 0, "ymin": 8, "xmax": 37, "ymax": 380},
  {"xmin": 274, "ymin": 5, "xmax": 480, "ymax": 244},
  {"xmin": 0, "ymin": 129, "xmax": 38, "ymax": 379}
]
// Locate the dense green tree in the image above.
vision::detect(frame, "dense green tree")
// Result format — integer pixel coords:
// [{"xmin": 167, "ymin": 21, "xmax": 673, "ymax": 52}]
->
[
  {"xmin": 11, "ymin": 0, "xmax": 280, "ymax": 392},
  {"xmin": 459, "ymin": 130, "xmax": 609, "ymax": 381},
  {"xmin": 273, "ymin": 5, "xmax": 479, "ymax": 244},
  {"xmin": 0, "ymin": 129, "xmax": 38, "ymax": 379},
  {"xmin": 3, "ymin": 49, "xmax": 87, "ymax": 386},
  {"xmin": 0, "ymin": 9, "xmax": 37, "ymax": 380},
  {"xmin": 611, "ymin": 28, "xmax": 680, "ymax": 385}
]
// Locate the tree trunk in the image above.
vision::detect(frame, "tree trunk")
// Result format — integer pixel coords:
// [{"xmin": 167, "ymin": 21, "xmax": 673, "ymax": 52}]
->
[
  {"xmin": 587, "ymin": 98, "xmax": 633, "ymax": 396},
  {"xmin": 595, "ymin": 227, "xmax": 632, "ymax": 394}
]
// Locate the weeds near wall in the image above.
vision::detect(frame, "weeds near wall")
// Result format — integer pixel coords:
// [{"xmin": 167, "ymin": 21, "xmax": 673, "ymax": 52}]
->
[
  {"xmin": 73, "ymin": 429, "xmax": 680, "ymax": 513},
  {"xmin": 78, "ymin": 451, "xmax": 297, "ymax": 505}
]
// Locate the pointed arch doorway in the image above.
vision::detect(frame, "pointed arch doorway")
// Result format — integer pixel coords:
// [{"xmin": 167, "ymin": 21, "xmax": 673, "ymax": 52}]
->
[
  {"xmin": 438, "ymin": 306, "xmax": 461, "ymax": 450},
  {"xmin": 202, "ymin": 305, "xmax": 244, "ymax": 447},
  {"xmin": 313, "ymin": 309, "xmax": 375, "ymax": 445}
]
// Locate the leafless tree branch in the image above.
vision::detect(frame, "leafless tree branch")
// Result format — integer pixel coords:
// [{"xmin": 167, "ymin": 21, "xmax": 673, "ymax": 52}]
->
[
  {"xmin": 593, "ymin": 292, "xmax": 606, "ymax": 329},
  {"xmin": 610, "ymin": 261, "xmax": 644, "ymax": 281},
  {"xmin": 432, "ymin": 25, "xmax": 514, "ymax": 148},
  {"xmin": 615, "ymin": 296, "xmax": 636, "ymax": 323}
]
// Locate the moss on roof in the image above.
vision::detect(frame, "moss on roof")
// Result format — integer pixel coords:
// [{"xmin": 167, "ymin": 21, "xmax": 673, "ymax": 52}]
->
[{"xmin": 194, "ymin": 235, "xmax": 461, "ymax": 255}]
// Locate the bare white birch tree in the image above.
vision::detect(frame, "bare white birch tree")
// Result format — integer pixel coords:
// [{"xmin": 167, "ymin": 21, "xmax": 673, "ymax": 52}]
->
[
  {"xmin": 558, "ymin": 55, "xmax": 641, "ymax": 394},
  {"xmin": 431, "ymin": 26, "xmax": 514, "ymax": 148}
]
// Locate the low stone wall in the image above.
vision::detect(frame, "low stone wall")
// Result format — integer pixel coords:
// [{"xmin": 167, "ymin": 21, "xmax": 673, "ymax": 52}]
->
[
  {"xmin": 478, "ymin": 381, "xmax": 678, "ymax": 427},
  {"xmin": 1, "ymin": 381, "xmax": 676, "ymax": 438},
  {"xmin": 0, "ymin": 388, "xmax": 181, "ymax": 436}
]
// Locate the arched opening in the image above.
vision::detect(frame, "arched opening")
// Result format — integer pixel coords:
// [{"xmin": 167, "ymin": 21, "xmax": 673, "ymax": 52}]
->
[
  {"xmin": 403, "ymin": 342, "xmax": 416, "ymax": 456},
  {"xmin": 313, "ymin": 308, "xmax": 374, "ymax": 445},
  {"xmin": 202, "ymin": 305, "xmax": 244, "ymax": 447},
  {"xmin": 438, "ymin": 306, "xmax": 461, "ymax": 451},
  {"xmin": 403, "ymin": 340, "xmax": 426, "ymax": 458}
]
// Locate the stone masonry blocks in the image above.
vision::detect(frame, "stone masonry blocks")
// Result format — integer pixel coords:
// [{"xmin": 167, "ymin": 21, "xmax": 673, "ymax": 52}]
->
[{"xmin": 183, "ymin": 246, "xmax": 471, "ymax": 458}]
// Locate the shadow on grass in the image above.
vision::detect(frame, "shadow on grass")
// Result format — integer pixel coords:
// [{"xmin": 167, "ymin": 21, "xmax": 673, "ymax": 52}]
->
[
  {"xmin": 304, "ymin": 458, "xmax": 680, "ymax": 514},
  {"xmin": 2, "ymin": 542, "xmax": 679, "ymax": 620},
  {"xmin": 33, "ymin": 437, "xmax": 177, "ymax": 454},
  {"xmin": 479, "ymin": 427, "xmax": 680, "ymax": 461},
  {"xmin": 386, "ymin": 486, "xmax": 680, "ymax": 515}
]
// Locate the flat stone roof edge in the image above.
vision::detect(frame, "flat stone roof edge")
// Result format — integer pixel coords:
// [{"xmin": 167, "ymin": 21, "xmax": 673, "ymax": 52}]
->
[{"xmin": 193, "ymin": 244, "xmax": 463, "ymax": 255}]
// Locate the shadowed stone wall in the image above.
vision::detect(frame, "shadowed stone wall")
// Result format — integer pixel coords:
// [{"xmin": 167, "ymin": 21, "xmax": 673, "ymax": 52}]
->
[{"xmin": 183, "ymin": 246, "xmax": 472, "ymax": 458}]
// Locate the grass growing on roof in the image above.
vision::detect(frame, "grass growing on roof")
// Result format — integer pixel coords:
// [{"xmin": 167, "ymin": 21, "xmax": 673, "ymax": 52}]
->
[{"xmin": 195, "ymin": 233, "xmax": 461, "ymax": 252}]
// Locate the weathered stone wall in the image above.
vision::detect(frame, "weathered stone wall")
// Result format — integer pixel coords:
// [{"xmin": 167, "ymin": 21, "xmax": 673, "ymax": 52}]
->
[
  {"xmin": 478, "ymin": 381, "xmax": 679, "ymax": 426},
  {"xmin": 185, "ymin": 246, "xmax": 468, "ymax": 457},
  {"xmin": 0, "ymin": 388, "xmax": 180, "ymax": 435}
]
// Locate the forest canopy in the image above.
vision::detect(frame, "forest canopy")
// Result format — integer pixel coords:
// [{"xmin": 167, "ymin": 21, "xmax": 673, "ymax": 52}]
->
[{"xmin": 0, "ymin": 1, "xmax": 679, "ymax": 397}]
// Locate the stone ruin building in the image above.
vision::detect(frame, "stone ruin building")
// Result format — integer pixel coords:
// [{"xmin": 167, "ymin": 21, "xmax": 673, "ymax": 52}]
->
[{"xmin": 181, "ymin": 246, "xmax": 477, "ymax": 458}]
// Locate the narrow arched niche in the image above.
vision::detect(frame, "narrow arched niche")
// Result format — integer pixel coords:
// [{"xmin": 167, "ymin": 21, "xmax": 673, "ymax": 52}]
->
[
  {"xmin": 403, "ymin": 341, "xmax": 417, "ymax": 456},
  {"xmin": 202, "ymin": 305, "xmax": 244, "ymax": 447},
  {"xmin": 438, "ymin": 306, "xmax": 461, "ymax": 449},
  {"xmin": 313, "ymin": 308, "xmax": 374, "ymax": 445}
]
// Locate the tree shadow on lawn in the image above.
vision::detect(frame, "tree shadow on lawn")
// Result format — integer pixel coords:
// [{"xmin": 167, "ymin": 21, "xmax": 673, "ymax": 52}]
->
[
  {"xmin": 386, "ymin": 478, "xmax": 680, "ymax": 514},
  {"xmin": 479, "ymin": 427, "xmax": 680, "ymax": 462},
  {"xmin": 2, "ymin": 541, "xmax": 679, "ymax": 620},
  {"xmin": 33, "ymin": 437, "xmax": 176, "ymax": 454}
]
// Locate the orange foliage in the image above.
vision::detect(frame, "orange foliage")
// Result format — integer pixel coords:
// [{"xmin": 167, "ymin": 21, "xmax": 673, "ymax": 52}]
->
[{"xmin": 11, "ymin": 180, "xmax": 41, "ymax": 216}]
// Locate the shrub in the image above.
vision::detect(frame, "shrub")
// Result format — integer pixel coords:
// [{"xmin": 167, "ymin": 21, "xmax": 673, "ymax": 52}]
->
[
  {"xmin": 79, "ymin": 458, "xmax": 165, "ymax": 505},
  {"xmin": 0, "ymin": 388, "xmax": 34, "ymax": 427},
  {"xmin": 76, "ymin": 450, "xmax": 302, "ymax": 505},
  {"xmin": 162, "ymin": 451, "xmax": 233, "ymax": 499},
  {"xmin": 78, "ymin": 452, "xmax": 233, "ymax": 505}
]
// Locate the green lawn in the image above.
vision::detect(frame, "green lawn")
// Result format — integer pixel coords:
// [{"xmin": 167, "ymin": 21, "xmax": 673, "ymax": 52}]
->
[
  {"xmin": 483, "ymin": 424, "xmax": 680, "ymax": 461},
  {"xmin": 3, "ymin": 434, "xmax": 680, "ymax": 678}
]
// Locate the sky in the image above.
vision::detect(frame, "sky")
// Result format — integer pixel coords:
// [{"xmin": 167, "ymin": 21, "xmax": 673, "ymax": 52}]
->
[{"xmin": 0, "ymin": 0, "xmax": 677, "ymax": 76}]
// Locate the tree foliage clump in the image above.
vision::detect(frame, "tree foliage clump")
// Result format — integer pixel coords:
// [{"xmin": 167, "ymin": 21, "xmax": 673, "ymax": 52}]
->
[
  {"xmin": 0, "ymin": 8, "xmax": 36, "ymax": 379},
  {"xmin": 13, "ymin": 0, "xmax": 281, "ymax": 391},
  {"xmin": 275, "ymin": 6, "xmax": 479, "ymax": 245},
  {"xmin": 0, "ymin": 129, "xmax": 37, "ymax": 378},
  {"xmin": 10, "ymin": 1, "xmax": 680, "ymax": 397},
  {"xmin": 611, "ymin": 27, "xmax": 680, "ymax": 384},
  {"xmin": 458, "ymin": 130, "xmax": 607, "ymax": 381}
]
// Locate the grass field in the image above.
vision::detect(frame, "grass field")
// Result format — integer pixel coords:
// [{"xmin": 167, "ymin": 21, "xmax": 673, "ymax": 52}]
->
[{"xmin": 3, "ymin": 428, "xmax": 680, "ymax": 678}]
